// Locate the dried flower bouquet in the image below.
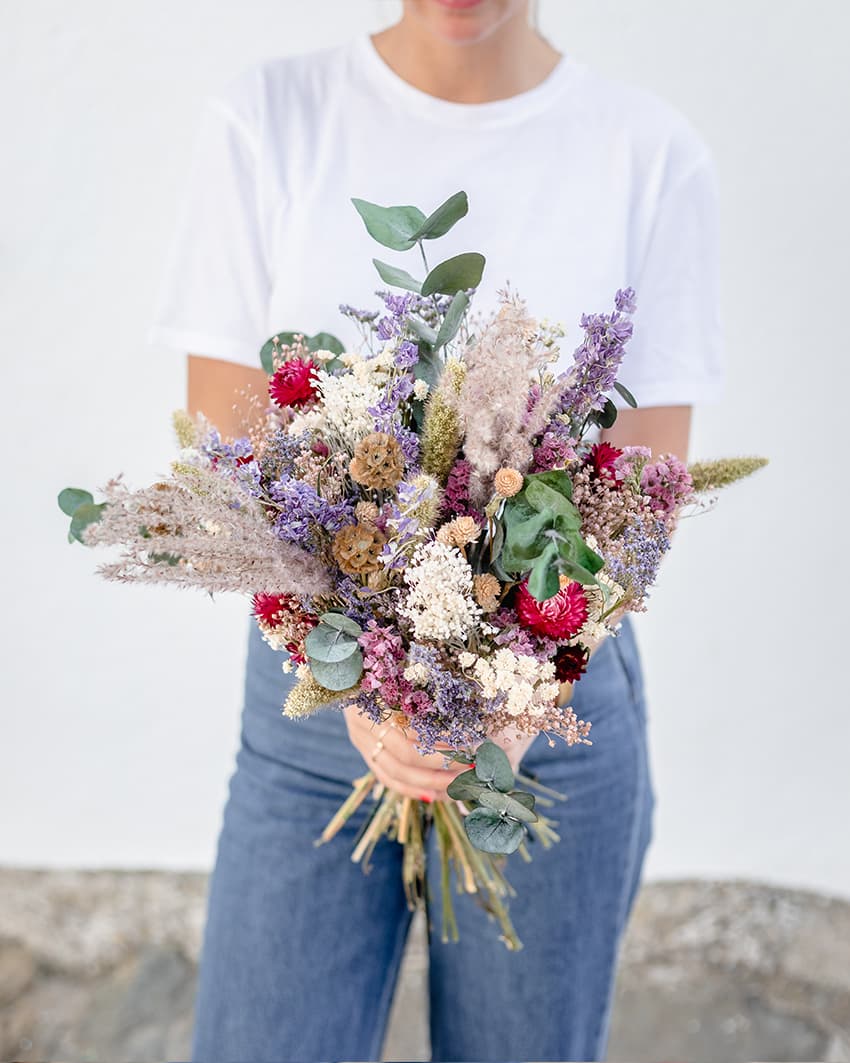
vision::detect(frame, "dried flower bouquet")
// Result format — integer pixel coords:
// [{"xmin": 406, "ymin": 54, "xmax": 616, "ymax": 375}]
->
[{"xmin": 60, "ymin": 191, "xmax": 765, "ymax": 948}]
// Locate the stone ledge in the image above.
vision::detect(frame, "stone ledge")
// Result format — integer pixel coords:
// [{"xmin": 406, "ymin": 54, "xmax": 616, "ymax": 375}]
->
[{"xmin": 0, "ymin": 868, "xmax": 847, "ymax": 1062}]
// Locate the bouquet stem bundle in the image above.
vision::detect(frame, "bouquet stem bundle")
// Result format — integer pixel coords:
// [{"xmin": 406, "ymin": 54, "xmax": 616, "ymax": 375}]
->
[{"xmin": 318, "ymin": 773, "xmax": 562, "ymax": 950}]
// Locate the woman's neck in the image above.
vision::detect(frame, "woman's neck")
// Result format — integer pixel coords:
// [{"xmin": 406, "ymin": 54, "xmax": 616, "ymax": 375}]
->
[{"xmin": 370, "ymin": 18, "xmax": 562, "ymax": 104}]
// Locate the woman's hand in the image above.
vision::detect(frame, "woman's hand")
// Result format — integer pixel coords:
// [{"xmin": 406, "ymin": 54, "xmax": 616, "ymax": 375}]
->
[{"xmin": 343, "ymin": 703, "xmax": 465, "ymax": 802}]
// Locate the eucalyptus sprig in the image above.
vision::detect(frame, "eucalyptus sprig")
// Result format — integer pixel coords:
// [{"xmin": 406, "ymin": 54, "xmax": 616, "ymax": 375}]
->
[
  {"xmin": 446, "ymin": 739, "xmax": 538, "ymax": 855},
  {"xmin": 351, "ymin": 190, "xmax": 485, "ymax": 357}
]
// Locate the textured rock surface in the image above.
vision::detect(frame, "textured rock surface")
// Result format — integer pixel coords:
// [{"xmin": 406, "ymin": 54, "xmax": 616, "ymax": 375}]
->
[{"xmin": 0, "ymin": 868, "xmax": 848, "ymax": 1062}]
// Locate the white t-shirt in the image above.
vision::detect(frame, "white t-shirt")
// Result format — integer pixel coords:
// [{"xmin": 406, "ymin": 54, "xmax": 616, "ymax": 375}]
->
[{"xmin": 148, "ymin": 33, "xmax": 724, "ymax": 407}]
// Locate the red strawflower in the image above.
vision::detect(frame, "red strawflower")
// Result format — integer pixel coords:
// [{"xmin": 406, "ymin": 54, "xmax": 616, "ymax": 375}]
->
[
  {"xmin": 515, "ymin": 578, "xmax": 589, "ymax": 639},
  {"xmin": 252, "ymin": 592, "xmax": 290, "ymax": 628},
  {"xmin": 268, "ymin": 357, "xmax": 318, "ymax": 409},
  {"xmin": 553, "ymin": 644, "xmax": 590, "ymax": 684},
  {"xmin": 587, "ymin": 441, "xmax": 623, "ymax": 481}
]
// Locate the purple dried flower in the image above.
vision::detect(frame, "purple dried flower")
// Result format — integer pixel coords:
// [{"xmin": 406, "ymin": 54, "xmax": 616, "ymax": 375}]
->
[
  {"xmin": 557, "ymin": 288, "xmax": 637, "ymax": 433},
  {"xmin": 269, "ymin": 478, "xmax": 354, "ymax": 548},
  {"xmin": 440, "ymin": 458, "xmax": 483, "ymax": 523}
]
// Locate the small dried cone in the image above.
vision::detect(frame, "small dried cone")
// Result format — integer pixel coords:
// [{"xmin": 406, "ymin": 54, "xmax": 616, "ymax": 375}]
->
[
  {"xmin": 473, "ymin": 573, "xmax": 501, "ymax": 611},
  {"xmin": 349, "ymin": 432, "xmax": 405, "ymax": 489},
  {"xmin": 332, "ymin": 522, "xmax": 387, "ymax": 576},
  {"xmin": 436, "ymin": 516, "xmax": 481, "ymax": 548},
  {"xmin": 494, "ymin": 467, "xmax": 523, "ymax": 498},
  {"xmin": 355, "ymin": 500, "xmax": 380, "ymax": 528}
]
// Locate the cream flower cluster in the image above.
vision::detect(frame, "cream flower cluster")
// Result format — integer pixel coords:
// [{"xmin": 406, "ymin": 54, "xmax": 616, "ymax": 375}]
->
[
  {"xmin": 399, "ymin": 540, "xmax": 481, "ymax": 641},
  {"xmin": 290, "ymin": 369, "xmax": 382, "ymax": 452},
  {"xmin": 461, "ymin": 647, "xmax": 559, "ymax": 718}
]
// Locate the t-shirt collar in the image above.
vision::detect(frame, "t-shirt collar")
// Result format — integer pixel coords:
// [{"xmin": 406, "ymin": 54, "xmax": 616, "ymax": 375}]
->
[{"xmin": 348, "ymin": 32, "xmax": 582, "ymax": 129}]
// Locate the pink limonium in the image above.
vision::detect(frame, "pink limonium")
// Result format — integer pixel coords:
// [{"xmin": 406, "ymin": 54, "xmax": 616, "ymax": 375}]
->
[{"xmin": 641, "ymin": 454, "xmax": 695, "ymax": 521}]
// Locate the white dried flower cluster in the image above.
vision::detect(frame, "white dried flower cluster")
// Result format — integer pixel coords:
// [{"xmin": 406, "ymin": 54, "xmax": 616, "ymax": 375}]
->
[
  {"xmin": 399, "ymin": 540, "xmax": 481, "ymax": 641},
  {"xmin": 403, "ymin": 661, "xmax": 430, "ymax": 684},
  {"xmin": 341, "ymin": 346, "xmax": 395, "ymax": 384},
  {"xmin": 290, "ymin": 369, "xmax": 382, "ymax": 452},
  {"xmin": 413, "ymin": 379, "xmax": 430, "ymax": 401},
  {"xmin": 468, "ymin": 647, "xmax": 559, "ymax": 718}
]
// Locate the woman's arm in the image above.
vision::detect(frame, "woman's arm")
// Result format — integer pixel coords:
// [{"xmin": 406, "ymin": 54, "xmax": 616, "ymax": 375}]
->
[
  {"xmin": 187, "ymin": 354, "xmax": 269, "ymax": 439},
  {"xmin": 600, "ymin": 404, "xmax": 692, "ymax": 459}
]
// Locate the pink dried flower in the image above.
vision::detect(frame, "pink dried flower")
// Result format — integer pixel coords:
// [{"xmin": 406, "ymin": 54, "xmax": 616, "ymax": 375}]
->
[{"xmin": 641, "ymin": 454, "xmax": 694, "ymax": 518}]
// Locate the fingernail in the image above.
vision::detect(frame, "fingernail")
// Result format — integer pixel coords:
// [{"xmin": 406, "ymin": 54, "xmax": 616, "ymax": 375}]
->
[{"xmin": 419, "ymin": 794, "xmax": 433, "ymax": 804}]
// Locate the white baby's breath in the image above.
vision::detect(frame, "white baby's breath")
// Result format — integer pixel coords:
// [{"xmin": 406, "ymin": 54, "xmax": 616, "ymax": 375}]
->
[{"xmin": 399, "ymin": 540, "xmax": 481, "ymax": 642}]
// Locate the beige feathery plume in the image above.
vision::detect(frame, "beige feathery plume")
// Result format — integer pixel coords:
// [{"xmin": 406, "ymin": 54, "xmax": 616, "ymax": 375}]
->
[{"xmin": 688, "ymin": 456, "xmax": 768, "ymax": 493}]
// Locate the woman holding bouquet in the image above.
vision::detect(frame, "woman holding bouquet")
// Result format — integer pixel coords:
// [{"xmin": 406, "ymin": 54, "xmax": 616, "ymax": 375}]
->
[{"xmin": 149, "ymin": 0, "xmax": 723, "ymax": 1059}]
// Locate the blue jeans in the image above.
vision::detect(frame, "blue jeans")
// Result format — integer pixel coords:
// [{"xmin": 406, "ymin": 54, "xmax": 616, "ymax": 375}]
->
[{"xmin": 191, "ymin": 616, "xmax": 654, "ymax": 1062}]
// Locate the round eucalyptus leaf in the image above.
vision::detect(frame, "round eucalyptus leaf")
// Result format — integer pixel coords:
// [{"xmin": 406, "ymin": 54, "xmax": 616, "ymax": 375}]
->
[
  {"xmin": 463, "ymin": 808, "xmax": 525, "ymax": 854},
  {"xmin": 421, "ymin": 252, "xmax": 485, "ymax": 297},
  {"xmin": 477, "ymin": 789, "xmax": 538, "ymax": 824},
  {"xmin": 351, "ymin": 198, "xmax": 426, "ymax": 251},
  {"xmin": 508, "ymin": 790, "xmax": 536, "ymax": 813},
  {"xmin": 69, "ymin": 502, "xmax": 106, "ymax": 545},
  {"xmin": 410, "ymin": 190, "xmax": 469, "ymax": 241},
  {"xmin": 434, "ymin": 290, "xmax": 469, "ymax": 350},
  {"xmin": 305, "ymin": 623, "xmax": 359, "ymax": 664},
  {"xmin": 473, "ymin": 740, "xmax": 514, "ymax": 793},
  {"xmin": 319, "ymin": 612, "xmax": 363, "ymax": 637},
  {"xmin": 372, "ymin": 258, "xmax": 422, "ymax": 294},
  {"xmin": 308, "ymin": 649, "xmax": 364, "ymax": 691},
  {"xmin": 446, "ymin": 769, "xmax": 488, "ymax": 803},
  {"xmin": 58, "ymin": 487, "xmax": 94, "ymax": 517},
  {"xmin": 614, "ymin": 380, "xmax": 638, "ymax": 408}
]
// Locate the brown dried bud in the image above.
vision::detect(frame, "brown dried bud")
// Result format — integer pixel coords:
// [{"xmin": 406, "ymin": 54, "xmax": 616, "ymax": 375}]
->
[
  {"xmin": 349, "ymin": 432, "xmax": 405, "ymax": 490},
  {"xmin": 494, "ymin": 467, "xmax": 523, "ymax": 498},
  {"xmin": 354, "ymin": 500, "xmax": 380, "ymax": 528},
  {"xmin": 332, "ymin": 522, "xmax": 387, "ymax": 577},
  {"xmin": 436, "ymin": 515, "xmax": 481, "ymax": 548},
  {"xmin": 473, "ymin": 573, "xmax": 501, "ymax": 611},
  {"xmin": 366, "ymin": 569, "xmax": 389, "ymax": 591}
]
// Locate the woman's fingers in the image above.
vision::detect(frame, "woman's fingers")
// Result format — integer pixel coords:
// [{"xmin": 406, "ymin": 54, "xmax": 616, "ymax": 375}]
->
[{"xmin": 342, "ymin": 704, "xmax": 464, "ymax": 800}]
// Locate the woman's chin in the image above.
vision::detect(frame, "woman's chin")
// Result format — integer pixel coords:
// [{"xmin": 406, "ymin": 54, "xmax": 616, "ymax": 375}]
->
[{"xmin": 412, "ymin": 0, "xmax": 522, "ymax": 45}]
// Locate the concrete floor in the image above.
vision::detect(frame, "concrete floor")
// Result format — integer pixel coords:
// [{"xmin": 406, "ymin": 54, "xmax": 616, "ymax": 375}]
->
[{"xmin": 1, "ymin": 869, "xmax": 849, "ymax": 1062}]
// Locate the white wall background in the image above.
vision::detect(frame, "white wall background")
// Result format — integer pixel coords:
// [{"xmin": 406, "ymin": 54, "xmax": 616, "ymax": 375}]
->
[{"xmin": 3, "ymin": 1, "xmax": 848, "ymax": 896}]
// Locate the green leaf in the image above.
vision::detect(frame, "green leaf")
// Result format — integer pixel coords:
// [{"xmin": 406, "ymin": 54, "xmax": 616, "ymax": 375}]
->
[
  {"xmin": 407, "ymin": 317, "xmax": 438, "ymax": 347},
  {"xmin": 58, "ymin": 487, "xmax": 94, "ymax": 517},
  {"xmin": 260, "ymin": 339, "xmax": 275, "ymax": 374},
  {"xmin": 69, "ymin": 502, "xmax": 106, "ymax": 544},
  {"xmin": 463, "ymin": 808, "xmax": 525, "ymax": 854},
  {"xmin": 527, "ymin": 544, "xmax": 561, "ymax": 601},
  {"xmin": 500, "ymin": 508, "xmax": 552, "ymax": 570},
  {"xmin": 591, "ymin": 397, "xmax": 618, "ymax": 429},
  {"xmin": 477, "ymin": 789, "xmax": 538, "ymax": 823},
  {"xmin": 614, "ymin": 380, "xmax": 638, "ymax": 408},
  {"xmin": 509, "ymin": 790, "xmax": 536, "ymax": 813},
  {"xmin": 412, "ymin": 343, "xmax": 443, "ymax": 390},
  {"xmin": 309, "ymin": 332, "xmax": 344, "ymax": 355},
  {"xmin": 351, "ymin": 198, "xmax": 426, "ymax": 251},
  {"xmin": 305, "ymin": 622, "xmax": 359, "ymax": 664},
  {"xmin": 410, "ymin": 190, "xmax": 469, "ymax": 241},
  {"xmin": 260, "ymin": 331, "xmax": 345, "ymax": 374},
  {"xmin": 372, "ymin": 259, "xmax": 422, "ymax": 293},
  {"xmin": 473, "ymin": 740, "xmax": 514, "ymax": 793},
  {"xmin": 318, "ymin": 612, "xmax": 363, "ymax": 637},
  {"xmin": 446, "ymin": 769, "xmax": 488, "ymax": 802},
  {"xmin": 434, "ymin": 290, "xmax": 469, "ymax": 350},
  {"xmin": 308, "ymin": 649, "xmax": 364, "ymax": 691},
  {"xmin": 421, "ymin": 253, "xmax": 485, "ymax": 297}
]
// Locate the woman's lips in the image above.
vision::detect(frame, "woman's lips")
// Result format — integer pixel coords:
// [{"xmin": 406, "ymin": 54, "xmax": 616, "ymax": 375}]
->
[{"xmin": 433, "ymin": 0, "xmax": 485, "ymax": 10}]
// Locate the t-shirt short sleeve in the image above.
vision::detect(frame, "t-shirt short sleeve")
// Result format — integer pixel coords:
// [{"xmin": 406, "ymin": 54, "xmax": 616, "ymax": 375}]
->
[
  {"xmin": 618, "ymin": 150, "xmax": 725, "ymax": 408},
  {"xmin": 147, "ymin": 94, "xmax": 271, "ymax": 368}
]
